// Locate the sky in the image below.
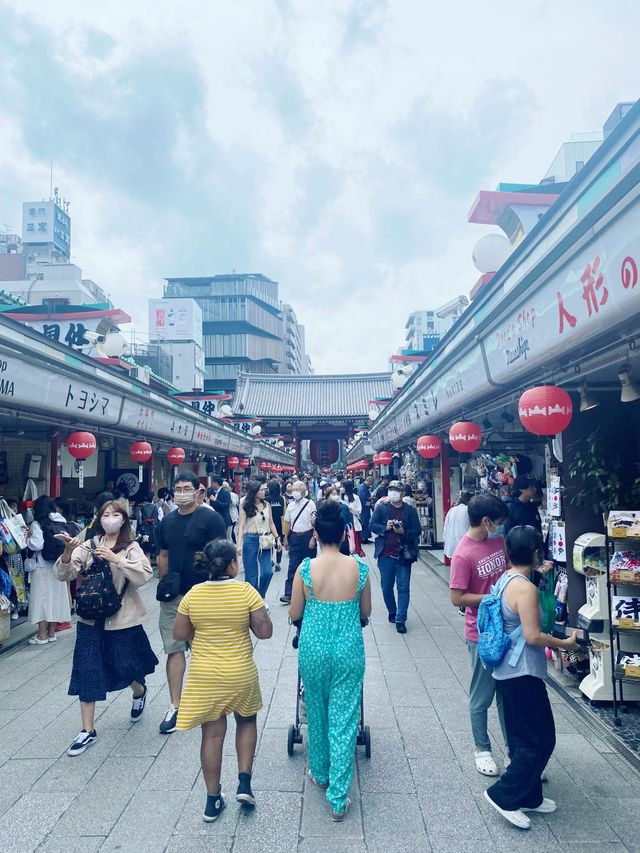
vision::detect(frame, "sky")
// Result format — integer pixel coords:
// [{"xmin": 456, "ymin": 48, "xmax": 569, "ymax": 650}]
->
[{"xmin": 1, "ymin": 0, "xmax": 639, "ymax": 375}]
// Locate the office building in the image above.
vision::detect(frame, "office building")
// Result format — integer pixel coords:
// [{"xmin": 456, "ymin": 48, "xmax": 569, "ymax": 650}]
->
[{"xmin": 405, "ymin": 296, "xmax": 468, "ymax": 353}]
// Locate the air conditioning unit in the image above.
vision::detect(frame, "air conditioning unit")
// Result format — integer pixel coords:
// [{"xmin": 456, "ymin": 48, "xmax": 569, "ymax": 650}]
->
[{"xmin": 130, "ymin": 366, "xmax": 151, "ymax": 385}]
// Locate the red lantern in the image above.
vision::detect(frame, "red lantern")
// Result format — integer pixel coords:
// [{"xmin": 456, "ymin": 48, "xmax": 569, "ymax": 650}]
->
[
  {"xmin": 167, "ymin": 447, "xmax": 186, "ymax": 466},
  {"xmin": 239, "ymin": 458, "xmax": 250, "ymax": 469},
  {"xmin": 258, "ymin": 461, "xmax": 269, "ymax": 471},
  {"xmin": 416, "ymin": 435, "xmax": 441, "ymax": 459},
  {"xmin": 130, "ymin": 440, "xmax": 152, "ymax": 483},
  {"xmin": 372, "ymin": 453, "xmax": 380, "ymax": 465},
  {"xmin": 449, "ymin": 422, "xmax": 482, "ymax": 453},
  {"xmin": 227, "ymin": 456, "xmax": 240, "ymax": 469},
  {"xmin": 377, "ymin": 451, "xmax": 393, "ymax": 466},
  {"xmin": 67, "ymin": 431, "xmax": 97, "ymax": 490},
  {"xmin": 518, "ymin": 385, "xmax": 573, "ymax": 436}
]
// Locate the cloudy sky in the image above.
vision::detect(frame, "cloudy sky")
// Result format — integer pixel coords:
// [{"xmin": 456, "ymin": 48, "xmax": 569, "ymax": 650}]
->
[{"xmin": 1, "ymin": 1, "xmax": 639, "ymax": 374}]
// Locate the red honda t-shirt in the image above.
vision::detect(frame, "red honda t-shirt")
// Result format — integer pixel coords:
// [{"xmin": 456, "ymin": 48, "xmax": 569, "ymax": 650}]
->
[{"xmin": 449, "ymin": 534, "xmax": 506, "ymax": 642}]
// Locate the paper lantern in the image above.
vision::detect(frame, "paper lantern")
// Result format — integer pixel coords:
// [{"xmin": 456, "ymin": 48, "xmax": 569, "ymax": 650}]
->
[
  {"xmin": 416, "ymin": 435, "xmax": 441, "ymax": 459},
  {"xmin": 449, "ymin": 422, "xmax": 482, "ymax": 453},
  {"xmin": 227, "ymin": 456, "xmax": 240, "ymax": 469},
  {"xmin": 518, "ymin": 386, "xmax": 573, "ymax": 436},
  {"xmin": 239, "ymin": 458, "xmax": 250, "ymax": 469},
  {"xmin": 130, "ymin": 440, "xmax": 152, "ymax": 483},
  {"xmin": 472, "ymin": 233, "xmax": 512, "ymax": 274},
  {"xmin": 372, "ymin": 453, "xmax": 380, "ymax": 465},
  {"xmin": 377, "ymin": 451, "xmax": 393, "ymax": 466},
  {"xmin": 167, "ymin": 447, "xmax": 186, "ymax": 466},
  {"xmin": 310, "ymin": 440, "xmax": 339, "ymax": 466},
  {"xmin": 258, "ymin": 461, "xmax": 270, "ymax": 471},
  {"xmin": 219, "ymin": 404, "xmax": 233, "ymax": 418},
  {"xmin": 67, "ymin": 431, "xmax": 97, "ymax": 460},
  {"xmin": 251, "ymin": 424, "xmax": 262, "ymax": 435}
]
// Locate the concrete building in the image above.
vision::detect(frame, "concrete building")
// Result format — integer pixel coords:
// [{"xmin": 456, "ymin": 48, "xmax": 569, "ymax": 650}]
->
[
  {"xmin": 405, "ymin": 296, "xmax": 468, "ymax": 353},
  {"xmin": 148, "ymin": 297, "xmax": 205, "ymax": 392},
  {"xmin": 282, "ymin": 303, "xmax": 308, "ymax": 375},
  {"xmin": 0, "ymin": 232, "xmax": 25, "ymax": 281}
]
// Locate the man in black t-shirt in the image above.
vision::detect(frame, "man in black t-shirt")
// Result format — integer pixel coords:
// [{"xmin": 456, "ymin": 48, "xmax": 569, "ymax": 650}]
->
[{"xmin": 156, "ymin": 472, "xmax": 226, "ymax": 734}]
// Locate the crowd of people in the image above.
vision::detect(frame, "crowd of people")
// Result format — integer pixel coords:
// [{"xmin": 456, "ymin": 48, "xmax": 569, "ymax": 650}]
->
[{"xmin": 11, "ymin": 467, "xmax": 575, "ymax": 832}]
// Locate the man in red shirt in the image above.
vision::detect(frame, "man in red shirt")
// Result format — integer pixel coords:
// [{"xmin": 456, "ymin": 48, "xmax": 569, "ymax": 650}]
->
[{"xmin": 450, "ymin": 494, "xmax": 509, "ymax": 778}]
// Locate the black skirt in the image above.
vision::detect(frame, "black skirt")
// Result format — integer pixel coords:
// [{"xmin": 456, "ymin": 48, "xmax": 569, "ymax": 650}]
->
[{"xmin": 69, "ymin": 620, "xmax": 159, "ymax": 703}]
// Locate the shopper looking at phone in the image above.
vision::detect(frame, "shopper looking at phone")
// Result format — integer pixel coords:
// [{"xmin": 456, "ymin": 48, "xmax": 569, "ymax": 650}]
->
[
  {"xmin": 370, "ymin": 480, "xmax": 420, "ymax": 634},
  {"xmin": 483, "ymin": 525, "xmax": 579, "ymax": 831}
]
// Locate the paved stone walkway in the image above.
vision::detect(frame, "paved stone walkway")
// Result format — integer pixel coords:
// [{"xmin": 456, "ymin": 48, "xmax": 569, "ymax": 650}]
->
[{"xmin": 1, "ymin": 548, "xmax": 640, "ymax": 852}]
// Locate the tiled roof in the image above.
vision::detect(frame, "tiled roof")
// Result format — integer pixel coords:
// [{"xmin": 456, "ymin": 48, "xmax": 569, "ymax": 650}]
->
[{"xmin": 234, "ymin": 373, "xmax": 392, "ymax": 420}]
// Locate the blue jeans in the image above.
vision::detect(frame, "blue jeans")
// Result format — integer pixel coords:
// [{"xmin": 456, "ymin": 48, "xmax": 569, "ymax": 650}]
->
[
  {"xmin": 467, "ymin": 640, "xmax": 508, "ymax": 753},
  {"xmin": 242, "ymin": 534, "xmax": 273, "ymax": 599},
  {"xmin": 361, "ymin": 506, "xmax": 371, "ymax": 541},
  {"xmin": 377, "ymin": 556, "xmax": 411, "ymax": 623},
  {"xmin": 284, "ymin": 532, "xmax": 317, "ymax": 598}
]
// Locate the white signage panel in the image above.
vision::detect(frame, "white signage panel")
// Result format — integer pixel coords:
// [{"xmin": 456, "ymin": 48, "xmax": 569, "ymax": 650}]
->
[
  {"xmin": 149, "ymin": 299, "xmax": 203, "ymax": 347},
  {"xmin": 120, "ymin": 398, "xmax": 195, "ymax": 442}
]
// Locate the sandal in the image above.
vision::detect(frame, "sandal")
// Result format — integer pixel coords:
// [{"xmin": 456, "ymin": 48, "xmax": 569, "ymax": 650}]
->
[
  {"xmin": 475, "ymin": 751, "xmax": 499, "ymax": 777},
  {"xmin": 331, "ymin": 798, "xmax": 351, "ymax": 822}
]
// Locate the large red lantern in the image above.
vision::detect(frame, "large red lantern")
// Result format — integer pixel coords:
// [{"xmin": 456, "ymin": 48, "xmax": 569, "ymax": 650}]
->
[
  {"xmin": 239, "ymin": 458, "xmax": 250, "ymax": 469},
  {"xmin": 518, "ymin": 385, "xmax": 573, "ymax": 436},
  {"xmin": 67, "ymin": 431, "xmax": 97, "ymax": 490},
  {"xmin": 309, "ymin": 439, "xmax": 339, "ymax": 466},
  {"xmin": 167, "ymin": 447, "xmax": 186, "ymax": 466},
  {"xmin": 227, "ymin": 456, "xmax": 240, "ymax": 469},
  {"xmin": 416, "ymin": 435, "xmax": 441, "ymax": 459},
  {"xmin": 377, "ymin": 451, "xmax": 393, "ymax": 466},
  {"xmin": 130, "ymin": 440, "xmax": 152, "ymax": 483},
  {"xmin": 449, "ymin": 422, "xmax": 482, "ymax": 453}
]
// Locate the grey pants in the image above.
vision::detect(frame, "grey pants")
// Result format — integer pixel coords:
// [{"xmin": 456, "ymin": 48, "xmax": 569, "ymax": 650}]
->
[{"xmin": 467, "ymin": 640, "xmax": 509, "ymax": 753}]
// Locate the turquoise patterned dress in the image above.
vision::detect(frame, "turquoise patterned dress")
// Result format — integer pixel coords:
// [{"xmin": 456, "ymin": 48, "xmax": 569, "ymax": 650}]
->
[{"xmin": 298, "ymin": 556, "xmax": 369, "ymax": 814}]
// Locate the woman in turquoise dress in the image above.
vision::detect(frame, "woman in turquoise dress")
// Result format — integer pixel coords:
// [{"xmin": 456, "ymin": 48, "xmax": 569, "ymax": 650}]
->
[{"xmin": 289, "ymin": 499, "xmax": 372, "ymax": 821}]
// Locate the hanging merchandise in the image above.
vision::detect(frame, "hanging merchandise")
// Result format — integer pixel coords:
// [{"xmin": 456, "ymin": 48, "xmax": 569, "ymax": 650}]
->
[
  {"xmin": 518, "ymin": 385, "xmax": 573, "ymax": 436},
  {"xmin": 67, "ymin": 431, "xmax": 97, "ymax": 489},
  {"xmin": 449, "ymin": 422, "xmax": 482, "ymax": 453},
  {"xmin": 22, "ymin": 479, "xmax": 39, "ymax": 513},
  {"xmin": 0, "ymin": 520, "xmax": 17, "ymax": 555},
  {"xmin": 0, "ymin": 498, "xmax": 29, "ymax": 550},
  {"xmin": 550, "ymin": 520, "xmax": 567, "ymax": 562},
  {"xmin": 416, "ymin": 435, "xmax": 441, "ymax": 459},
  {"xmin": 548, "ymin": 474, "xmax": 562, "ymax": 518}
]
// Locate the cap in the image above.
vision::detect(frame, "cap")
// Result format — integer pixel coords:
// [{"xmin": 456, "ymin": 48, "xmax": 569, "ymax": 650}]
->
[
  {"xmin": 512, "ymin": 474, "xmax": 535, "ymax": 495},
  {"xmin": 388, "ymin": 480, "xmax": 403, "ymax": 491}
]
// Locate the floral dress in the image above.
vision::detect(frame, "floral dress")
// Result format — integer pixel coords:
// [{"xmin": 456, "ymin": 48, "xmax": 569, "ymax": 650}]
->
[{"xmin": 298, "ymin": 556, "xmax": 368, "ymax": 814}]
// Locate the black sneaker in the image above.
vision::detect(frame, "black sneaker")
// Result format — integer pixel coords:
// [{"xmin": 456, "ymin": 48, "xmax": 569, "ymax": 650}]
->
[
  {"xmin": 203, "ymin": 790, "xmax": 226, "ymax": 822},
  {"xmin": 388, "ymin": 613, "xmax": 397, "ymax": 623},
  {"xmin": 131, "ymin": 686, "xmax": 147, "ymax": 722},
  {"xmin": 236, "ymin": 773, "xmax": 256, "ymax": 806},
  {"xmin": 159, "ymin": 705, "xmax": 178, "ymax": 734},
  {"xmin": 280, "ymin": 595, "xmax": 291, "ymax": 604},
  {"xmin": 396, "ymin": 622, "xmax": 407, "ymax": 634},
  {"xmin": 67, "ymin": 729, "xmax": 97, "ymax": 757}
]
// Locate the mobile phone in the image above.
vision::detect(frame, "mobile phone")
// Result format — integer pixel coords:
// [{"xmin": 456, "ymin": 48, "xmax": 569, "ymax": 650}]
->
[{"xmin": 53, "ymin": 533, "xmax": 71, "ymax": 541}]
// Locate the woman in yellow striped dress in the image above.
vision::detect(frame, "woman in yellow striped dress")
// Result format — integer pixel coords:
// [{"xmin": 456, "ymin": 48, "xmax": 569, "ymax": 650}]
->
[{"xmin": 173, "ymin": 539, "xmax": 273, "ymax": 822}]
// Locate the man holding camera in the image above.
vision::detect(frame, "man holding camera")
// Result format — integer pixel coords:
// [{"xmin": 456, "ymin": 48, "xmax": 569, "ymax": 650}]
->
[{"xmin": 370, "ymin": 480, "xmax": 420, "ymax": 634}]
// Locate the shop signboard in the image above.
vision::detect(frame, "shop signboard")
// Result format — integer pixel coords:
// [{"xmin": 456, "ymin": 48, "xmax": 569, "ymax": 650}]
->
[
  {"xmin": 484, "ymin": 200, "xmax": 640, "ymax": 384},
  {"xmin": 119, "ymin": 398, "xmax": 195, "ymax": 442},
  {"xmin": 149, "ymin": 298, "xmax": 203, "ymax": 348}
]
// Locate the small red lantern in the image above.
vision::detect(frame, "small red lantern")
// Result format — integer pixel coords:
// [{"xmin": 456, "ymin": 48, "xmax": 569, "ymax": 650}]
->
[
  {"xmin": 416, "ymin": 435, "xmax": 441, "ymax": 459},
  {"xmin": 167, "ymin": 447, "xmax": 186, "ymax": 466},
  {"xmin": 130, "ymin": 441, "xmax": 152, "ymax": 482},
  {"xmin": 67, "ymin": 431, "xmax": 97, "ymax": 490},
  {"xmin": 518, "ymin": 385, "xmax": 573, "ymax": 436},
  {"xmin": 258, "ymin": 461, "xmax": 269, "ymax": 471},
  {"xmin": 239, "ymin": 458, "xmax": 250, "ymax": 469},
  {"xmin": 377, "ymin": 451, "xmax": 393, "ymax": 466},
  {"xmin": 227, "ymin": 456, "xmax": 240, "ymax": 469},
  {"xmin": 449, "ymin": 422, "xmax": 482, "ymax": 453}
]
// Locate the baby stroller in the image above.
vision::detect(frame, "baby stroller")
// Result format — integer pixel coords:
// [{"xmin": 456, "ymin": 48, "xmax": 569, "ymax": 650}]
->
[{"xmin": 286, "ymin": 617, "xmax": 372, "ymax": 759}]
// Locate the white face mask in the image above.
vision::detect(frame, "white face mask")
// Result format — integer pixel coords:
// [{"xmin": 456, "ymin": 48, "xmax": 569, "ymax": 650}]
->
[
  {"xmin": 388, "ymin": 490, "xmax": 402, "ymax": 503},
  {"xmin": 102, "ymin": 516, "xmax": 124, "ymax": 534},
  {"xmin": 329, "ymin": 493, "xmax": 341, "ymax": 502},
  {"xmin": 293, "ymin": 491, "xmax": 304, "ymax": 502}
]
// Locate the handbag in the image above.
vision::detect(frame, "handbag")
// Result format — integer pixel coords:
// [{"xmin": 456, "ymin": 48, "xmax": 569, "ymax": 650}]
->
[
  {"xmin": 0, "ymin": 520, "xmax": 18, "ymax": 555},
  {"xmin": 156, "ymin": 572, "xmax": 182, "ymax": 602},
  {"xmin": 75, "ymin": 540, "xmax": 129, "ymax": 620},
  {"xmin": 401, "ymin": 543, "xmax": 419, "ymax": 564},
  {"xmin": 347, "ymin": 525, "xmax": 357, "ymax": 555},
  {"xmin": 259, "ymin": 533, "xmax": 276, "ymax": 550},
  {"xmin": 0, "ymin": 499, "xmax": 29, "ymax": 550}
]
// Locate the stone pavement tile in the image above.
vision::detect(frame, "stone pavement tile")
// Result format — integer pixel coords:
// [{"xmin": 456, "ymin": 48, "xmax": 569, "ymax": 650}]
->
[
  {"xmin": 111, "ymin": 714, "xmax": 171, "ymax": 757},
  {"xmin": 172, "ymin": 773, "xmax": 239, "ymax": 837},
  {"xmin": 3, "ymin": 792, "xmax": 76, "ymax": 853},
  {"xmin": 481, "ymin": 807, "xmax": 564, "ymax": 851},
  {"xmin": 164, "ymin": 835, "xmax": 232, "ymax": 853},
  {"xmin": 358, "ymin": 729, "xmax": 414, "ymax": 793},
  {"xmin": 384, "ymin": 670, "xmax": 431, "ymax": 707},
  {"xmin": 252, "ymin": 727, "xmax": 306, "ymax": 792},
  {"xmin": 36, "ymin": 837, "xmax": 105, "ymax": 852},
  {"xmin": 593, "ymin": 797, "xmax": 640, "ymax": 850},
  {"xmin": 32, "ymin": 731, "xmax": 126, "ymax": 793},
  {"xmin": 0, "ymin": 706, "xmax": 22, "ymax": 729},
  {"xmin": 361, "ymin": 792, "xmax": 429, "ymax": 847},
  {"xmin": 139, "ymin": 729, "xmax": 202, "ymax": 791},
  {"xmin": 376, "ymin": 643, "xmax": 418, "ymax": 673},
  {"xmin": 0, "ymin": 758, "xmax": 55, "ymax": 810},
  {"xmin": 417, "ymin": 788, "xmax": 492, "ymax": 844},
  {"xmin": 100, "ymin": 790, "xmax": 189, "ymax": 853},
  {"xmin": 298, "ymin": 841, "xmax": 366, "ymax": 853},
  {"xmin": 0, "ymin": 704, "xmax": 68, "ymax": 762},
  {"xmin": 427, "ymin": 840, "xmax": 494, "ymax": 853},
  {"xmin": 233, "ymin": 791, "xmax": 302, "ymax": 853},
  {"xmin": 562, "ymin": 843, "xmax": 629, "ymax": 852},
  {"xmin": 356, "ymin": 697, "xmax": 397, "ymax": 729},
  {"xmin": 543, "ymin": 799, "xmax": 623, "ymax": 844},
  {"xmin": 554, "ymin": 731, "xmax": 640, "ymax": 798},
  {"xmin": 14, "ymin": 704, "xmax": 88, "ymax": 760},
  {"xmin": 301, "ymin": 770, "xmax": 362, "ymax": 839}
]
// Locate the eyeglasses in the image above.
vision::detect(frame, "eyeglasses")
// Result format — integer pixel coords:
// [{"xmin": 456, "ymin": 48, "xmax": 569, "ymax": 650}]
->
[{"xmin": 174, "ymin": 488, "xmax": 196, "ymax": 495}]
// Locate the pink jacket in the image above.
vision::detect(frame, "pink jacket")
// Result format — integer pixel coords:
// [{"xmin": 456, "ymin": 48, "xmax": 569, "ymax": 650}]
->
[{"xmin": 54, "ymin": 536, "xmax": 152, "ymax": 631}]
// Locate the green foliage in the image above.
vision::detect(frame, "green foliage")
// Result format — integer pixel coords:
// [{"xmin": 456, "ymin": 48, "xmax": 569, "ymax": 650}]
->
[{"xmin": 568, "ymin": 425, "xmax": 640, "ymax": 515}]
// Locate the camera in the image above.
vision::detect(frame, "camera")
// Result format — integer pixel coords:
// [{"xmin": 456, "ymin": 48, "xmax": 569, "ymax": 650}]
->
[{"xmin": 392, "ymin": 521, "xmax": 402, "ymax": 530}]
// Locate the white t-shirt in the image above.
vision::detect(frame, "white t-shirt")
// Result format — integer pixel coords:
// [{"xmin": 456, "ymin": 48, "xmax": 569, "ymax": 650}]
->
[{"xmin": 443, "ymin": 503, "xmax": 471, "ymax": 559}]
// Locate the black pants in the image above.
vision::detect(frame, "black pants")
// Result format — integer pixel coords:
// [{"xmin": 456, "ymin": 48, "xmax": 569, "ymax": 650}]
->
[
  {"xmin": 284, "ymin": 532, "xmax": 317, "ymax": 597},
  {"xmin": 487, "ymin": 675, "xmax": 555, "ymax": 811}
]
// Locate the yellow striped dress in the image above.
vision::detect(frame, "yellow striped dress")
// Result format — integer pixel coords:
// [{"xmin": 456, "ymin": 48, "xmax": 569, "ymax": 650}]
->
[{"xmin": 176, "ymin": 579, "xmax": 265, "ymax": 729}]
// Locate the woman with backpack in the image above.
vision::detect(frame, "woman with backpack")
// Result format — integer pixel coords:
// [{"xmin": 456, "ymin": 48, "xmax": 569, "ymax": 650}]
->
[
  {"xmin": 26, "ymin": 496, "xmax": 72, "ymax": 645},
  {"xmin": 53, "ymin": 499, "xmax": 158, "ymax": 757},
  {"xmin": 483, "ymin": 525, "xmax": 579, "ymax": 831}
]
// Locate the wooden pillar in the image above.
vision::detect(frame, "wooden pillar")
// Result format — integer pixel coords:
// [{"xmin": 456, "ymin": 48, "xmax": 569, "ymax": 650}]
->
[
  {"xmin": 49, "ymin": 432, "xmax": 62, "ymax": 498},
  {"xmin": 293, "ymin": 427, "xmax": 301, "ymax": 472},
  {"xmin": 441, "ymin": 440, "xmax": 451, "ymax": 516}
]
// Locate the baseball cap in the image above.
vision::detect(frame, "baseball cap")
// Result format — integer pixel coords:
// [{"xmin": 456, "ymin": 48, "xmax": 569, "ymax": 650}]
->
[
  {"xmin": 512, "ymin": 474, "xmax": 536, "ymax": 495},
  {"xmin": 388, "ymin": 480, "xmax": 403, "ymax": 491}
]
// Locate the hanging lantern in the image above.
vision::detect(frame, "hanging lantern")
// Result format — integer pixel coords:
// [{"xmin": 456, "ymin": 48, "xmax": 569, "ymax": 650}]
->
[
  {"xmin": 227, "ymin": 456, "xmax": 240, "ymax": 469},
  {"xmin": 449, "ymin": 422, "xmax": 482, "ymax": 453},
  {"xmin": 239, "ymin": 458, "xmax": 250, "ymax": 469},
  {"xmin": 372, "ymin": 453, "xmax": 380, "ymax": 466},
  {"xmin": 258, "ymin": 461, "xmax": 269, "ymax": 471},
  {"xmin": 309, "ymin": 439, "xmax": 340, "ymax": 466},
  {"xmin": 167, "ymin": 447, "xmax": 186, "ymax": 466},
  {"xmin": 377, "ymin": 451, "xmax": 393, "ymax": 466},
  {"xmin": 130, "ymin": 440, "xmax": 152, "ymax": 483},
  {"xmin": 416, "ymin": 435, "xmax": 441, "ymax": 459},
  {"xmin": 67, "ymin": 431, "xmax": 97, "ymax": 489},
  {"xmin": 518, "ymin": 386, "xmax": 573, "ymax": 436}
]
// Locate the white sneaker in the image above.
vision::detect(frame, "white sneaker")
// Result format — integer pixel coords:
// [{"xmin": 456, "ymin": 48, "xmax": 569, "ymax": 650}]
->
[
  {"xmin": 523, "ymin": 797, "xmax": 557, "ymax": 814},
  {"xmin": 475, "ymin": 750, "xmax": 499, "ymax": 776},
  {"xmin": 483, "ymin": 790, "xmax": 531, "ymax": 829},
  {"xmin": 28, "ymin": 636, "xmax": 49, "ymax": 646}
]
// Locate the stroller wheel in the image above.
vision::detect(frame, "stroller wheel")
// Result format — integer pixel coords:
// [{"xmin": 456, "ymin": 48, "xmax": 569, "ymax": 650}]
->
[
  {"xmin": 287, "ymin": 724, "xmax": 296, "ymax": 756},
  {"xmin": 364, "ymin": 725, "xmax": 371, "ymax": 759}
]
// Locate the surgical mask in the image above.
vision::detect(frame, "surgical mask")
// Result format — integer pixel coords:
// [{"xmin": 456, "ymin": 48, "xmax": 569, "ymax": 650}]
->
[
  {"xmin": 488, "ymin": 522, "xmax": 505, "ymax": 539},
  {"xmin": 174, "ymin": 491, "xmax": 196, "ymax": 507},
  {"xmin": 293, "ymin": 492, "xmax": 304, "ymax": 502},
  {"xmin": 101, "ymin": 516, "xmax": 124, "ymax": 534},
  {"xmin": 329, "ymin": 493, "xmax": 341, "ymax": 502},
  {"xmin": 388, "ymin": 490, "xmax": 402, "ymax": 503}
]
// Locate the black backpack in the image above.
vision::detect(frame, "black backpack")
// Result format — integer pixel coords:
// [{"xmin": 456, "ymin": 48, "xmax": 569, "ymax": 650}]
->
[
  {"xmin": 41, "ymin": 520, "xmax": 76, "ymax": 562},
  {"xmin": 75, "ymin": 539, "xmax": 129, "ymax": 620}
]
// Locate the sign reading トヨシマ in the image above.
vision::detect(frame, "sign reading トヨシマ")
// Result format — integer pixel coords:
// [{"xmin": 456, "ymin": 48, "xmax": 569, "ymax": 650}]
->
[{"xmin": 484, "ymin": 199, "xmax": 640, "ymax": 384}]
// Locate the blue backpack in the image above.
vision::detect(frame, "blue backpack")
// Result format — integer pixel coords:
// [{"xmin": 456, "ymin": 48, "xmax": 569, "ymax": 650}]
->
[{"xmin": 477, "ymin": 574, "xmax": 526, "ymax": 668}]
